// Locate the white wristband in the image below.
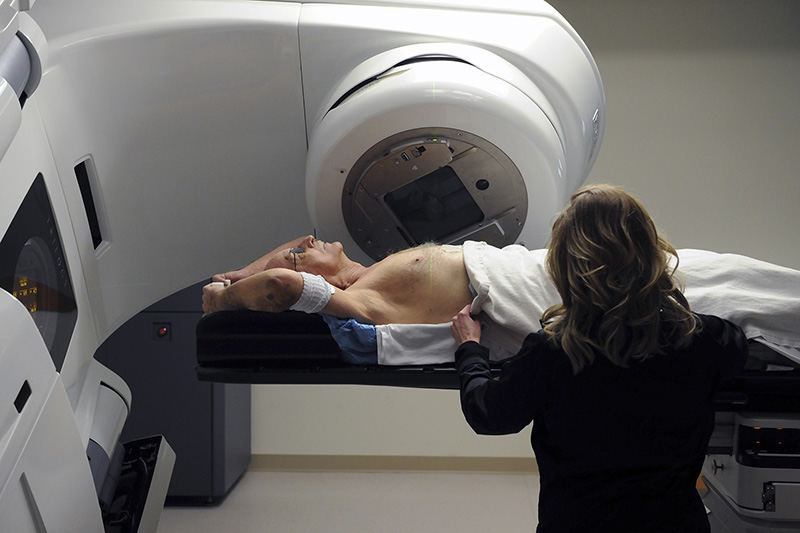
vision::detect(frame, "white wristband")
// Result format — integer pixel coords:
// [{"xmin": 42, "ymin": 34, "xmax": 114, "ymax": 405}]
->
[{"xmin": 289, "ymin": 272, "xmax": 336, "ymax": 313}]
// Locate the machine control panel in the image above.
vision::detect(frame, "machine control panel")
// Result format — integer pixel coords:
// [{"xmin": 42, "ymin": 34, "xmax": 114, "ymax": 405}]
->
[{"xmin": 0, "ymin": 174, "xmax": 77, "ymax": 371}]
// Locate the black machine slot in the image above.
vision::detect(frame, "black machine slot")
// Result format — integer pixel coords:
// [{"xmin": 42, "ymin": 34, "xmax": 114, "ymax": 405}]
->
[
  {"xmin": 74, "ymin": 159, "xmax": 104, "ymax": 249},
  {"xmin": 14, "ymin": 380, "xmax": 31, "ymax": 413}
]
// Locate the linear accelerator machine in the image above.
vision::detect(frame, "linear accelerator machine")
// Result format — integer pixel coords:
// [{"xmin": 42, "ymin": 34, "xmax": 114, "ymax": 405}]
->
[
  {"xmin": 0, "ymin": 0, "xmax": 602, "ymax": 529},
  {"xmin": 0, "ymin": 0, "xmax": 795, "ymax": 531}
]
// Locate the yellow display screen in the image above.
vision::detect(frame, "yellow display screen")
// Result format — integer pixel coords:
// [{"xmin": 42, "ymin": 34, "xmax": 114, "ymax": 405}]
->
[{"xmin": 13, "ymin": 276, "xmax": 39, "ymax": 313}]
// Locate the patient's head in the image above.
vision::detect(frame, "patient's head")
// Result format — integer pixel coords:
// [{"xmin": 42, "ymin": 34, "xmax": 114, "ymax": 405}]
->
[
  {"xmin": 542, "ymin": 184, "xmax": 695, "ymax": 372},
  {"xmin": 266, "ymin": 235, "xmax": 351, "ymax": 283}
]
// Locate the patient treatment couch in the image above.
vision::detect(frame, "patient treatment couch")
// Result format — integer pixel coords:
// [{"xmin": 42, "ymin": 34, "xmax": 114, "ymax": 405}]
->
[
  {"xmin": 196, "ymin": 310, "xmax": 800, "ymax": 401},
  {"xmin": 195, "ymin": 310, "xmax": 494, "ymax": 388}
]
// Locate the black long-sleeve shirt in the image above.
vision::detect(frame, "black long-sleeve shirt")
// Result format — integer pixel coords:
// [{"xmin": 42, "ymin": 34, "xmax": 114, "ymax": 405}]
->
[{"xmin": 455, "ymin": 313, "xmax": 747, "ymax": 532}]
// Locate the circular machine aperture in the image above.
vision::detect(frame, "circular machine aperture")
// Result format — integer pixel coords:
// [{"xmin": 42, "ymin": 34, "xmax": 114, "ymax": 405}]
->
[{"xmin": 342, "ymin": 128, "xmax": 527, "ymax": 260}]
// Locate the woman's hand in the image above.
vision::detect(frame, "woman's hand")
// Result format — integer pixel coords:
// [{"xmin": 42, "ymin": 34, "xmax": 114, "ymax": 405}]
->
[{"xmin": 450, "ymin": 304, "xmax": 482, "ymax": 345}]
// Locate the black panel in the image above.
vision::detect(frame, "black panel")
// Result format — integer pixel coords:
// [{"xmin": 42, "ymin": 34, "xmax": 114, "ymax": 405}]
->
[
  {"xmin": 197, "ymin": 310, "xmax": 343, "ymax": 368},
  {"xmin": 384, "ymin": 166, "xmax": 483, "ymax": 244},
  {"xmin": 0, "ymin": 174, "xmax": 77, "ymax": 371}
]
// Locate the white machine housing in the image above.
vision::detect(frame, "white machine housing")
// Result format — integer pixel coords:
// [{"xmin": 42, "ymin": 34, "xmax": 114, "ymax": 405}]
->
[
  {"xmin": 304, "ymin": 20, "xmax": 603, "ymax": 261},
  {"xmin": 0, "ymin": 0, "xmax": 603, "ymax": 530}
]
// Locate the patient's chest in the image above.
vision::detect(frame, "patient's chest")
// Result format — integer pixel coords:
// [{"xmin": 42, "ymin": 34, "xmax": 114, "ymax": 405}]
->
[{"xmin": 352, "ymin": 244, "xmax": 473, "ymax": 323}]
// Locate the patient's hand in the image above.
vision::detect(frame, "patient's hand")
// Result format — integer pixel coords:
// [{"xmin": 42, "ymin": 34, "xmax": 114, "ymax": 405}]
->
[
  {"xmin": 211, "ymin": 234, "xmax": 317, "ymax": 285},
  {"xmin": 212, "ymin": 267, "xmax": 256, "ymax": 285},
  {"xmin": 202, "ymin": 282, "xmax": 230, "ymax": 315}
]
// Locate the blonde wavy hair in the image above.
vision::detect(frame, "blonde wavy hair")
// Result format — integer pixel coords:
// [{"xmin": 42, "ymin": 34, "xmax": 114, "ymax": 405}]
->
[{"xmin": 541, "ymin": 184, "xmax": 697, "ymax": 373}]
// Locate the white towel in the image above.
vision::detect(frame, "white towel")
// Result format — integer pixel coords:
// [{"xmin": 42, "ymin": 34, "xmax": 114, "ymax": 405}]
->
[
  {"xmin": 376, "ymin": 244, "xmax": 800, "ymax": 365},
  {"xmin": 376, "ymin": 320, "xmax": 522, "ymax": 365}
]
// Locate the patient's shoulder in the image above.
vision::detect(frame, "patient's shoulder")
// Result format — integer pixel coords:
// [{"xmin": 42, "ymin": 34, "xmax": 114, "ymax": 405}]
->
[{"xmin": 322, "ymin": 285, "xmax": 377, "ymax": 324}]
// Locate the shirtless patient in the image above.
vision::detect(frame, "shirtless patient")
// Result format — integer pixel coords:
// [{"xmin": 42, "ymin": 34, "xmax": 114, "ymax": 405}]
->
[
  {"xmin": 201, "ymin": 218, "xmax": 800, "ymax": 357},
  {"xmin": 201, "ymin": 234, "xmax": 473, "ymax": 325}
]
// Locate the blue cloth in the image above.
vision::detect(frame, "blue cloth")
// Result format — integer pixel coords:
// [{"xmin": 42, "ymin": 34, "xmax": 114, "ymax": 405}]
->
[{"xmin": 320, "ymin": 314, "xmax": 379, "ymax": 365}]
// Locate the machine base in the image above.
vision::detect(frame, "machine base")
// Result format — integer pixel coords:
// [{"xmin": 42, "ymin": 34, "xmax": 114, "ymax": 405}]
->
[
  {"xmin": 702, "ymin": 476, "xmax": 800, "ymax": 532},
  {"xmin": 102, "ymin": 436, "xmax": 175, "ymax": 533}
]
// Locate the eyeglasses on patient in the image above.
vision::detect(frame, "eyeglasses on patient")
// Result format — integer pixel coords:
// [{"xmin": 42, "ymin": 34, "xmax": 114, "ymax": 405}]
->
[{"xmin": 289, "ymin": 248, "xmax": 304, "ymax": 271}]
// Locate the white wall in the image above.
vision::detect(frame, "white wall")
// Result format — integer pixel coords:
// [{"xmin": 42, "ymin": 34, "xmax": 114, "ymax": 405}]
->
[{"xmin": 251, "ymin": 1, "xmax": 800, "ymax": 458}]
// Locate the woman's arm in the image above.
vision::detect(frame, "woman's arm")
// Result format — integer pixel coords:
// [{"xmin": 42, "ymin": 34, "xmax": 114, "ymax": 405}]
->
[
  {"xmin": 454, "ymin": 341, "xmax": 539, "ymax": 435},
  {"xmin": 451, "ymin": 305, "xmax": 539, "ymax": 435},
  {"xmin": 695, "ymin": 313, "xmax": 748, "ymax": 380}
]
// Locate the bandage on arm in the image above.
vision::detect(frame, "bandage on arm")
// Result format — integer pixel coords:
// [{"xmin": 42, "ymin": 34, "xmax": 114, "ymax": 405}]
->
[{"xmin": 289, "ymin": 272, "xmax": 336, "ymax": 314}]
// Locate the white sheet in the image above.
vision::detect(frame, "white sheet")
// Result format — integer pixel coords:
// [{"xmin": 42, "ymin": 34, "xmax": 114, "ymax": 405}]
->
[
  {"xmin": 376, "ymin": 320, "xmax": 522, "ymax": 365},
  {"xmin": 376, "ymin": 245, "xmax": 800, "ymax": 366}
]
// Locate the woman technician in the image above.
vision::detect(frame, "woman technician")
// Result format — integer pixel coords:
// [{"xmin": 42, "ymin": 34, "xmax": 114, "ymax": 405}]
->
[{"xmin": 450, "ymin": 184, "xmax": 747, "ymax": 532}]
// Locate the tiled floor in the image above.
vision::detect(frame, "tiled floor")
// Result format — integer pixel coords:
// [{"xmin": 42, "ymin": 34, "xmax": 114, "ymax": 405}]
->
[{"xmin": 157, "ymin": 470, "xmax": 540, "ymax": 532}]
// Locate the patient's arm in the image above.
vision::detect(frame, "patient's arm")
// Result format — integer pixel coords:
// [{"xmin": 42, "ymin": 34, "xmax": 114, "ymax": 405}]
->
[
  {"xmin": 203, "ymin": 268, "xmax": 303, "ymax": 314},
  {"xmin": 212, "ymin": 235, "xmax": 314, "ymax": 284},
  {"xmin": 203, "ymin": 266, "xmax": 375, "ymax": 322}
]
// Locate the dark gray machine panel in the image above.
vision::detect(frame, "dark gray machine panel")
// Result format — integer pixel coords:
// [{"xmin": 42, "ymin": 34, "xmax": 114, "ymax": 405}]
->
[{"xmin": 96, "ymin": 281, "xmax": 250, "ymax": 504}]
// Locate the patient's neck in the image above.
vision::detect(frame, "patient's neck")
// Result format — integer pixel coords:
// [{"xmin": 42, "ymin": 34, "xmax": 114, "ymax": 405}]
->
[{"xmin": 327, "ymin": 260, "xmax": 367, "ymax": 290}]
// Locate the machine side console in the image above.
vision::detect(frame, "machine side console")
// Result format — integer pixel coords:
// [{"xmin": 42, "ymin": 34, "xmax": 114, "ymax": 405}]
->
[{"xmin": 714, "ymin": 340, "xmax": 800, "ymax": 413}]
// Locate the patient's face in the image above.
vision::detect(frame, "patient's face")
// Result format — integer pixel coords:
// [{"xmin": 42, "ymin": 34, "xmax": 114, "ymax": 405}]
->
[{"xmin": 278, "ymin": 235, "xmax": 346, "ymax": 276}]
